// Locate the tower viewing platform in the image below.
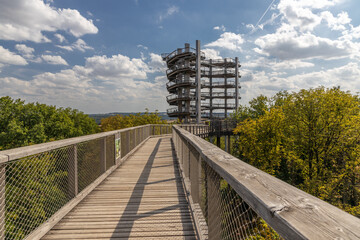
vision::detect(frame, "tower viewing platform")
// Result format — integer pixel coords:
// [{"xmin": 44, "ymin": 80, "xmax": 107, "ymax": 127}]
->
[{"xmin": 0, "ymin": 124, "xmax": 359, "ymax": 239}]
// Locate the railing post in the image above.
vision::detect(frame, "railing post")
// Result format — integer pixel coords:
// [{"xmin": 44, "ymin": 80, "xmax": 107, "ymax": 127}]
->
[
  {"xmin": 183, "ymin": 141, "xmax": 190, "ymax": 178},
  {"xmin": 207, "ymin": 169, "xmax": 222, "ymax": 239},
  {"xmin": 0, "ymin": 164, "xmax": 5, "ymax": 240},
  {"xmin": 68, "ymin": 144, "xmax": 78, "ymax": 198},
  {"xmin": 100, "ymin": 137, "xmax": 106, "ymax": 173},
  {"xmin": 189, "ymin": 145, "xmax": 200, "ymax": 203}
]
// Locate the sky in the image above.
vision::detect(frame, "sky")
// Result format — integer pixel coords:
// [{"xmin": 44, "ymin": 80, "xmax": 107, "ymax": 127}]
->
[{"xmin": 0, "ymin": 0, "xmax": 359, "ymax": 114}]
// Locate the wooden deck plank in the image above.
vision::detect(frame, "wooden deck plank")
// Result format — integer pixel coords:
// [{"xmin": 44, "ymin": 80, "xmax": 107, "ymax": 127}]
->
[{"xmin": 42, "ymin": 136, "xmax": 197, "ymax": 240}]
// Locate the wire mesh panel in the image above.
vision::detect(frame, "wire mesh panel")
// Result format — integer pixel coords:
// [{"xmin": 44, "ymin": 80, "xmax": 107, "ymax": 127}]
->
[
  {"xmin": 4, "ymin": 146, "xmax": 73, "ymax": 240},
  {"xmin": 201, "ymin": 161, "xmax": 282, "ymax": 240},
  {"xmin": 106, "ymin": 135, "xmax": 115, "ymax": 171},
  {"xmin": 77, "ymin": 139, "xmax": 101, "ymax": 192}
]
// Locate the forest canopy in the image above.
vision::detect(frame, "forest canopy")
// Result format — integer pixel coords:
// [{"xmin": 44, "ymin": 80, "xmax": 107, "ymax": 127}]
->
[
  {"xmin": 100, "ymin": 109, "xmax": 167, "ymax": 132},
  {"xmin": 232, "ymin": 87, "xmax": 360, "ymax": 216},
  {"xmin": 0, "ymin": 96, "xmax": 100, "ymax": 150}
]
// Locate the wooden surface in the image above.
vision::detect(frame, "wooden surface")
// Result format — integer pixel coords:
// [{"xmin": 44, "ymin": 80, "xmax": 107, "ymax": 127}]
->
[
  {"xmin": 42, "ymin": 136, "xmax": 197, "ymax": 240},
  {"xmin": 173, "ymin": 126, "xmax": 360, "ymax": 240}
]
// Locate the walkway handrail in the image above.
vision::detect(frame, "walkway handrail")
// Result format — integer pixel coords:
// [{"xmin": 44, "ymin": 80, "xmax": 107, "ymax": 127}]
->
[
  {"xmin": 0, "ymin": 124, "xmax": 172, "ymax": 240},
  {"xmin": 172, "ymin": 125, "xmax": 360, "ymax": 240}
]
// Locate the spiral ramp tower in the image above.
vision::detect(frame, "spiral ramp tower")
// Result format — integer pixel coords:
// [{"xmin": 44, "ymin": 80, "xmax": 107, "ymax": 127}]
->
[{"xmin": 162, "ymin": 40, "xmax": 241, "ymax": 123}]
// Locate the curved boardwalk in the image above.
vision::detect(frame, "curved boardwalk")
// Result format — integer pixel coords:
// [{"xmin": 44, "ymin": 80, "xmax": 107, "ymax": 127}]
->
[{"xmin": 42, "ymin": 136, "xmax": 197, "ymax": 240}]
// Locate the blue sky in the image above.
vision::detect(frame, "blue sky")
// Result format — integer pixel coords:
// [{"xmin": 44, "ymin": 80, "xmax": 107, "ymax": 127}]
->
[{"xmin": 0, "ymin": 0, "xmax": 359, "ymax": 113}]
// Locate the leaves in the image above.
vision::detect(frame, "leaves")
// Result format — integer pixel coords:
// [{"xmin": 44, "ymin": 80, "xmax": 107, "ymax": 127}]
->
[
  {"xmin": 100, "ymin": 109, "xmax": 167, "ymax": 131},
  {"xmin": 0, "ymin": 96, "xmax": 100, "ymax": 150},
  {"xmin": 233, "ymin": 87, "xmax": 360, "ymax": 215}
]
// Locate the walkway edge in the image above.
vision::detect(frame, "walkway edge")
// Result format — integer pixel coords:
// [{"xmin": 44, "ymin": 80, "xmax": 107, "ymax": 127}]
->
[{"xmin": 25, "ymin": 136, "xmax": 152, "ymax": 240}]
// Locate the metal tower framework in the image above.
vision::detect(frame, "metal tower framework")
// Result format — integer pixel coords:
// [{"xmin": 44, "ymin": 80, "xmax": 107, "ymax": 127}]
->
[{"xmin": 162, "ymin": 40, "xmax": 241, "ymax": 123}]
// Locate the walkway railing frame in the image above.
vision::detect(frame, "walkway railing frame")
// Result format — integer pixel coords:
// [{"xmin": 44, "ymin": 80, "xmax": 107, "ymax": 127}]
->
[
  {"xmin": 173, "ymin": 125, "xmax": 360, "ymax": 240},
  {"xmin": 0, "ymin": 124, "xmax": 172, "ymax": 240}
]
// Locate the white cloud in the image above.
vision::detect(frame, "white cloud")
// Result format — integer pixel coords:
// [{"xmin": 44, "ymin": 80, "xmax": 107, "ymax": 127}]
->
[
  {"xmin": 254, "ymin": 24, "xmax": 356, "ymax": 60},
  {"xmin": 0, "ymin": 53, "xmax": 168, "ymax": 112},
  {"xmin": 0, "ymin": 0, "xmax": 98, "ymax": 42},
  {"xmin": 54, "ymin": 33, "xmax": 66, "ymax": 43},
  {"xmin": 239, "ymin": 62, "xmax": 360, "ymax": 105},
  {"xmin": 202, "ymin": 48, "xmax": 221, "ymax": 59},
  {"xmin": 278, "ymin": 1, "xmax": 322, "ymax": 31},
  {"xmin": 0, "ymin": 46, "xmax": 28, "ymax": 66},
  {"xmin": 205, "ymin": 32, "xmax": 244, "ymax": 52},
  {"xmin": 41, "ymin": 55, "xmax": 68, "ymax": 65},
  {"xmin": 214, "ymin": 25, "xmax": 226, "ymax": 31},
  {"xmin": 159, "ymin": 6, "xmax": 179, "ymax": 22},
  {"xmin": 321, "ymin": 11, "xmax": 351, "ymax": 31},
  {"xmin": 56, "ymin": 39, "xmax": 93, "ymax": 52},
  {"xmin": 148, "ymin": 53, "xmax": 166, "ymax": 73},
  {"xmin": 15, "ymin": 44, "xmax": 35, "ymax": 59},
  {"xmin": 245, "ymin": 57, "xmax": 314, "ymax": 70},
  {"xmin": 137, "ymin": 44, "xmax": 148, "ymax": 50}
]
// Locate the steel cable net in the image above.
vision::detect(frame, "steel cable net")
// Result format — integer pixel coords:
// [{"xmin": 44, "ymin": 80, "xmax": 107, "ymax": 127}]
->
[
  {"xmin": 106, "ymin": 136, "xmax": 115, "ymax": 171},
  {"xmin": 200, "ymin": 161, "xmax": 283, "ymax": 240},
  {"xmin": 77, "ymin": 139, "xmax": 102, "ymax": 193},
  {"xmin": 3, "ymin": 146, "xmax": 73, "ymax": 240}
]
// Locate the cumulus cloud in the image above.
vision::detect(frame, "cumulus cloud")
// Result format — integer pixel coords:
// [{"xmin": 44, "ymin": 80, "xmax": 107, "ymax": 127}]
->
[
  {"xmin": 0, "ymin": 52, "xmax": 168, "ymax": 112},
  {"xmin": 254, "ymin": 24, "xmax": 355, "ymax": 60},
  {"xmin": 0, "ymin": 46, "xmax": 28, "ymax": 66},
  {"xmin": 202, "ymin": 48, "xmax": 221, "ymax": 59},
  {"xmin": 41, "ymin": 55, "xmax": 68, "ymax": 65},
  {"xmin": 56, "ymin": 39, "xmax": 93, "ymax": 52},
  {"xmin": 15, "ymin": 44, "xmax": 35, "ymax": 59},
  {"xmin": 205, "ymin": 32, "xmax": 244, "ymax": 52},
  {"xmin": 321, "ymin": 11, "xmax": 351, "ymax": 31},
  {"xmin": 54, "ymin": 33, "xmax": 66, "ymax": 43},
  {"xmin": 147, "ymin": 53, "xmax": 166, "ymax": 72},
  {"xmin": 240, "ymin": 62, "xmax": 360, "ymax": 105},
  {"xmin": 0, "ymin": 0, "xmax": 98, "ymax": 42}
]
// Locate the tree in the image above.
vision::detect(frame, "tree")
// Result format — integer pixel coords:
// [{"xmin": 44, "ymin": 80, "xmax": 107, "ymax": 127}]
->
[
  {"xmin": 0, "ymin": 96, "xmax": 100, "ymax": 150},
  {"xmin": 233, "ymin": 87, "xmax": 360, "ymax": 216},
  {"xmin": 0, "ymin": 96, "xmax": 100, "ymax": 238},
  {"xmin": 100, "ymin": 109, "xmax": 166, "ymax": 132}
]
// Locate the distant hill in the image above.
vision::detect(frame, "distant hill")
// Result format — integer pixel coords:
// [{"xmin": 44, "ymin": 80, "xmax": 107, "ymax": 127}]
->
[{"xmin": 88, "ymin": 112, "xmax": 175, "ymax": 124}]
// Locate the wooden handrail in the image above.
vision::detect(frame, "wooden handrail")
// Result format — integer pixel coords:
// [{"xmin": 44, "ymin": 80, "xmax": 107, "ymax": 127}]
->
[{"xmin": 173, "ymin": 125, "xmax": 360, "ymax": 239}]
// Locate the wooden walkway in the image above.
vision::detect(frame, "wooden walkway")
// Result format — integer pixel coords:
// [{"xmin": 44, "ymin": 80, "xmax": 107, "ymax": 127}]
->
[{"xmin": 42, "ymin": 136, "xmax": 197, "ymax": 240}]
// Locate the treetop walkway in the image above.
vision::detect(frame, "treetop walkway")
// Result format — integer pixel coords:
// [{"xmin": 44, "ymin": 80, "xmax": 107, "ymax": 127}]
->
[{"xmin": 0, "ymin": 124, "xmax": 359, "ymax": 239}]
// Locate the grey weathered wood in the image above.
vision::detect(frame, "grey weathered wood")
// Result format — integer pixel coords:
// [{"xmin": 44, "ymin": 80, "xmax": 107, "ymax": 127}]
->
[
  {"xmin": 68, "ymin": 144, "xmax": 78, "ymax": 198},
  {"xmin": 173, "ymin": 125, "xmax": 360, "ymax": 240},
  {"xmin": 41, "ymin": 136, "xmax": 196, "ymax": 240},
  {"xmin": 100, "ymin": 137, "xmax": 106, "ymax": 173},
  {"xmin": 26, "ymin": 135, "xmax": 152, "ymax": 240},
  {"xmin": 0, "ymin": 124, "xmax": 172, "ymax": 163}
]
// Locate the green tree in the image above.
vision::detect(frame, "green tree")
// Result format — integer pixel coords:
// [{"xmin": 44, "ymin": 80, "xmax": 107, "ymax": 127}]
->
[
  {"xmin": 0, "ymin": 96, "xmax": 100, "ymax": 150},
  {"xmin": 100, "ymin": 109, "xmax": 166, "ymax": 132},
  {"xmin": 233, "ymin": 87, "xmax": 360, "ymax": 216},
  {"xmin": 0, "ymin": 96, "xmax": 100, "ymax": 238}
]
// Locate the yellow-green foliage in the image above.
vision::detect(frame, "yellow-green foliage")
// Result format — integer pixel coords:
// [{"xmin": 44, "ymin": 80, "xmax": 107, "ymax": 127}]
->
[
  {"xmin": 100, "ymin": 109, "xmax": 167, "ymax": 132},
  {"xmin": 233, "ymin": 87, "xmax": 360, "ymax": 216}
]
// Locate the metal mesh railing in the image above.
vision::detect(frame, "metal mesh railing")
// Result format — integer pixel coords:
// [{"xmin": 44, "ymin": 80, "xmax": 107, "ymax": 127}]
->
[
  {"xmin": 4, "ymin": 146, "xmax": 73, "ymax": 239},
  {"xmin": 0, "ymin": 124, "xmax": 172, "ymax": 239},
  {"xmin": 201, "ymin": 161, "xmax": 282, "ymax": 239},
  {"xmin": 173, "ymin": 126, "xmax": 282, "ymax": 240}
]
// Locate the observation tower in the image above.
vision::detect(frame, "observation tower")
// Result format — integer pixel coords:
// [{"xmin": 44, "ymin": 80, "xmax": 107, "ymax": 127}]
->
[{"xmin": 162, "ymin": 40, "xmax": 241, "ymax": 123}]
